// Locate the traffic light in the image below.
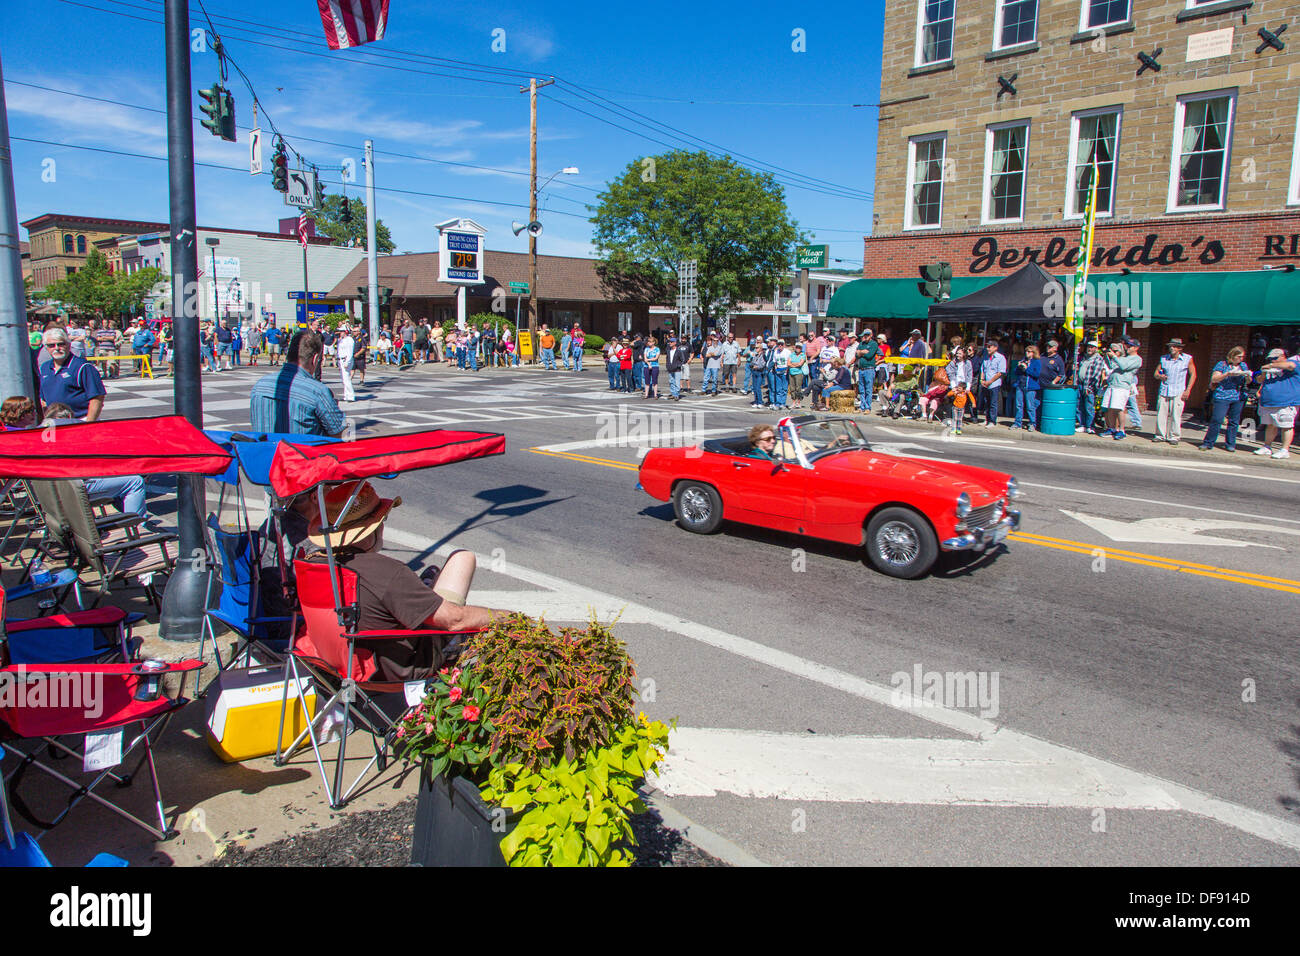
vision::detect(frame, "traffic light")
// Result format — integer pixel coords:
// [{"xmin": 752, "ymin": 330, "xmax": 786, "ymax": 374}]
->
[
  {"xmin": 341, "ymin": 197, "xmax": 352, "ymax": 223},
  {"xmin": 379, "ymin": 287, "xmax": 393, "ymax": 305},
  {"xmin": 312, "ymin": 167, "xmax": 325, "ymax": 210},
  {"xmin": 920, "ymin": 261, "xmax": 953, "ymax": 301},
  {"xmin": 271, "ymin": 141, "xmax": 288, "ymax": 192},
  {"xmin": 198, "ymin": 83, "xmax": 237, "ymax": 142}
]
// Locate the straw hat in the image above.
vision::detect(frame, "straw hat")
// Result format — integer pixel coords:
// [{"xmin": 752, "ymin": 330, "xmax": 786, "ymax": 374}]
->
[{"xmin": 307, "ymin": 480, "xmax": 401, "ymax": 549}]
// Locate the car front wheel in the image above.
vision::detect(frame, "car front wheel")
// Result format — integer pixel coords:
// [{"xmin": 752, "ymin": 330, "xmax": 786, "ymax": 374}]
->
[
  {"xmin": 865, "ymin": 507, "xmax": 938, "ymax": 579},
  {"xmin": 673, "ymin": 481, "xmax": 723, "ymax": 534}
]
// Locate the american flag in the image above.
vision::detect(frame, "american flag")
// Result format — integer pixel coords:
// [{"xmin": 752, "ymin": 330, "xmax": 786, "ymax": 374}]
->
[
  {"xmin": 298, "ymin": 211, "xmax": 309, "ymax": 248},
  {"xmin": 317, "ymin": 0, "xmax": 390, "ymax": 50}
]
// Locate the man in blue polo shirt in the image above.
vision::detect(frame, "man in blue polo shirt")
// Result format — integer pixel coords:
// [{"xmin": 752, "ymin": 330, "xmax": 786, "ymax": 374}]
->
[
  {"xmin": 39, "ymin": 325, "xmax": 106, "ymax": 421},
  {"xmin": 249, "ymin": 330, "xmax": 347, "ymax": 436}
]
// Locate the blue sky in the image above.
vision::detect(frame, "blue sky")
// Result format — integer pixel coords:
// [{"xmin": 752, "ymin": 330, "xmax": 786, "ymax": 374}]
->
[{"xmin": 6, "ymin": 0, "xmax": 882, "ymax": 267}]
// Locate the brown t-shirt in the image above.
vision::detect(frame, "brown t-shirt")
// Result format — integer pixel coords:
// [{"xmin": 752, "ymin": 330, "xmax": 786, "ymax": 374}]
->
[{"xmin": 339, "ymin": 551, "xmax": 445, "ymax": 681}]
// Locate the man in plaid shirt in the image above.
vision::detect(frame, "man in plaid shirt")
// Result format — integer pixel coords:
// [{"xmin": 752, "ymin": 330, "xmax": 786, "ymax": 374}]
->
[{"xmin": 1075, "ymin": 340, "xmax": 1107, "ymax": 433}]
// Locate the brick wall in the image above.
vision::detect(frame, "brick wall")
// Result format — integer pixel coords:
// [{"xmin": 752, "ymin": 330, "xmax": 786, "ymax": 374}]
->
[{"xmin": 874, "ymin": 0, "xmax": 1300, "ymax": 240}]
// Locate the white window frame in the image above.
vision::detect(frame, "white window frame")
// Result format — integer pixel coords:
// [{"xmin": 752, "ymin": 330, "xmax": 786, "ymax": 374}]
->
[
  {"xmin": 1185, "ymin": 0, "xmax": 1220, "ymax": 7},
  {"xmin": 1166, "ymin": 89, "xmax": 1236, "ymax": 213},
  {"xmin": 993, "ymin": 0, "xmax": 1038, "ymax": 51},
  {"xmin": 1064, "ymin": 106, "xmax": 1122, "ymax": 220},
  {"xmin": 982, "ymin": 120, "xmax": 1031, "ymax": 225},
  {"xmin": 913, "ymin": 0, "xmax": 956, "ymax": 68},
  {"xmin": 905, "ymin": 133, "xmax": 947, "ymax": 230},
  {"xmin": 1079, "ymin": 0, "xmax": 1130, "ymax": 32},
  {"xmin": 1289, "ymin": 96, "xmax": 1300, "ymax": 206}
]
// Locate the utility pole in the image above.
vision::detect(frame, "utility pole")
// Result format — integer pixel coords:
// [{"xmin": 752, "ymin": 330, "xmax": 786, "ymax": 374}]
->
[
  {"xmin": 0, "ymin": 49, "xmax": 34, "ymax": 406},
  {"xmin": 364, "ymin": 140, "xmax": 379, "ymax": 343},
  {"xmin": 522, "ymin": 77, "xmax": 553, "ymax": 363},
  {"xmin": 159, "ymin": 0, "xmax": 206, "ymax": 641}
]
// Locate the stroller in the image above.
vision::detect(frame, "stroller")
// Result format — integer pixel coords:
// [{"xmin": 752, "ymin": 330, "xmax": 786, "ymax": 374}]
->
[{"xmin": 885, "ymin": 385, "xmax": 923, "ymax": 419}]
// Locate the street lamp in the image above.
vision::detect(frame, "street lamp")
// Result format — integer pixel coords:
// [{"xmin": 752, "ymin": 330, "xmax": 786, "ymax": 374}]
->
[
  {"xmin": 527, "ymin": 166, "xmax": 578, "ymax": 360},
  {"xmin": 205, "ymin": 236, "xmax": 219, "ymax": 324}
]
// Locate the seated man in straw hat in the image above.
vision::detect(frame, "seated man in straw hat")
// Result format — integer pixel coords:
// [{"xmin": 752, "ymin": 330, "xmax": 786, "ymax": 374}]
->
[{"xmin": 307, "ymin": 480, "xmax": 507, "ymax": 681}]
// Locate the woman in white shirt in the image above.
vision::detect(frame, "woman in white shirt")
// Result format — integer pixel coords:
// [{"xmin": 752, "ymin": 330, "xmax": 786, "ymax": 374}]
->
[{"xmin": 946, "ymin": 347, "xmax": 973, "ymax": 389}]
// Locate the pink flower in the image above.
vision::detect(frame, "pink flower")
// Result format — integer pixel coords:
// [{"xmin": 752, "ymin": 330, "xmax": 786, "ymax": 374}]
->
[
  {"xmin": 448, "ymin": 686, "xmax": 463, "ymax": 703},
  {"xmin": 423, "ymin": 722, "xmax": 434, "ymax": 735},
  {"xmin": 396, "ymin": 728, "xmax": 406, "ymax": 738},
  {"xmin": 450, "ymin": 667, "xmax": 462, "ymax": 683},
  {"xmin": 462, "ymin": 704, "xmax": 480, "ymax": 722}
]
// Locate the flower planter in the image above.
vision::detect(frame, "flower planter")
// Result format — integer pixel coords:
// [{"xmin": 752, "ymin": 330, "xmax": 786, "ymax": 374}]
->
[{"xmin": 409, "ymin": 767, "xmax": 518, "ymax": 867}]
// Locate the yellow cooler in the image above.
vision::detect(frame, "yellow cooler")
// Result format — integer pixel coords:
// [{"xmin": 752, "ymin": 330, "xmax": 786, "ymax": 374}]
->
[{"xmin": 205, "ymin": 665, "xmax": 317, "ymax": 763}]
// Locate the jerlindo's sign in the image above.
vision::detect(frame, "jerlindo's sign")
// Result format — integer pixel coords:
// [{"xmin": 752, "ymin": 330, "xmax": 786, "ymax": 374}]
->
[{"xmin": 968, "ymin": 232, "xmax": 1226, "ymax": 273}]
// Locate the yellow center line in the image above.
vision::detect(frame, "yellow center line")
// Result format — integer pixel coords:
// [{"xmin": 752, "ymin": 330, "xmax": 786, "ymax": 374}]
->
[{"xmin": 531, "ymin": 447, "xmax": 1298, "ymax": 595}]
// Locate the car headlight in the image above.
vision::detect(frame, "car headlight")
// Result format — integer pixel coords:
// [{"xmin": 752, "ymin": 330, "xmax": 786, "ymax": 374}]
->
[
  {"xmin": 1006, "ymin": 477, "xmax": 1022, "ymax": 500},
  {"xmin": 955, "ymin": 492, "xmax": 971, "ymax": 518}
]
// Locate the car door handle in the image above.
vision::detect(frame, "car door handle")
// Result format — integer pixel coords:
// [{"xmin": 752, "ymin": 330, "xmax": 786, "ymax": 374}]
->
[{"xmin": 732, "ymin": 461, "xmax": 749, "ymax": 468}]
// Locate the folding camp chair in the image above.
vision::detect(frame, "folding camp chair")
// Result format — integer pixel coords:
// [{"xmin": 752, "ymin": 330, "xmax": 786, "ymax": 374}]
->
[
  {"xmin": 277, "ymin": 557, "xmax": 479, "ymax": 809},
  {"xmin": 0, "ymin": 479, "xmax": 41, "ymax": 568}
]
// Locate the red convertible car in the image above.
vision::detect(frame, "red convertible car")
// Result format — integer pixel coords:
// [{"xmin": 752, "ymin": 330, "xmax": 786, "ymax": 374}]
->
[{"xmin": 638, "ymin": 416, "xmax": 1021, "ymax": 579}]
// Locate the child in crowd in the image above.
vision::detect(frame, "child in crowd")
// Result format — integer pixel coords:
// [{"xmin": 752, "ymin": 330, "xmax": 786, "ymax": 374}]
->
[{"xmin": 948, "ymin": 381, "xmax": 970, "ymax": 434}]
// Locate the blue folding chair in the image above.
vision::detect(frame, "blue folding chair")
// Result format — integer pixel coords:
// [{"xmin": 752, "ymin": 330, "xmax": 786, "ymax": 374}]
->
[{"xmin": 0, "ymin": 832, "xmax": 127, "ymax": 867}]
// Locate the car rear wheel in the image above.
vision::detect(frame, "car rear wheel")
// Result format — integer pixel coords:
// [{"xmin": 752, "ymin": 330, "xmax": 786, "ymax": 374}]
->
[
  {"xmin": 673, "ymin": 482, "xmax": 723, "ymax": 534},
  {"xmin": 865, "ymin": 507, "xmax": 938, "ymax": 579}
]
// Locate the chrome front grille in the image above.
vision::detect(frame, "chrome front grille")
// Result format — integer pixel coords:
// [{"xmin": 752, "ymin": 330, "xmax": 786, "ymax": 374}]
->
[{"xmin": 965, "ymin": 500, "xmax": 1003, "ymax": 530}]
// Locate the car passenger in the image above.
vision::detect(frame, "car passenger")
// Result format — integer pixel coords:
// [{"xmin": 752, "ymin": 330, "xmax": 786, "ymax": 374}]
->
[{"xmin": 746, "ymin": 424, "xmax": 778, "ymax": 460}]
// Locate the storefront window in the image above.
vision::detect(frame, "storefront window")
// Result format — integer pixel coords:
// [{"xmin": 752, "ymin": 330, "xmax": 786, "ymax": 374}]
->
[{"xmin": 995, "ymin": 0, "xmax": 1038, "ymax": 48}]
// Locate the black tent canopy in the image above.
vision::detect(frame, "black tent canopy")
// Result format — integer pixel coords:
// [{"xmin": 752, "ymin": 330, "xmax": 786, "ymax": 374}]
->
[{"xmin": 927, "ymin": 261, "xmax": 1117, "ymax": 324}]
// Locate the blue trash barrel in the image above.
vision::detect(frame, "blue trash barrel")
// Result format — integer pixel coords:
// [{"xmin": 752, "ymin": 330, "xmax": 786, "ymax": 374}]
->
[{"xmin": 1039, "ymin": 385, "xmax": 1075, "ymax": 436}]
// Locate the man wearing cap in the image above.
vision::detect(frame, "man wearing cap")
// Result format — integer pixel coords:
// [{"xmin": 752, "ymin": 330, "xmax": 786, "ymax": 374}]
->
[
  {"xmin": 902, "ymin": 329, "xmax": 928, "ymax": 361},
  {"xmin": 702, "ymin": 333, "xmax": 722, "ymax": 395},
  {"xmin": 337, "ymin": 323, "xmax": 357, "ymax": 403},
  {"xmin": 1253, "ymin": 343, "xmax": 1300, "ymax": 460},
  {"xmin": 854, "ymin": 328, "xmax": 879, "ymax": 413},
  {"xmin": 1152, "ymin": 338, "xmax": 1196, "ymax": 443},
  {"xmin": 307, "ymin": 481, "xmax": 506, "ymax": 681},
  {"xmin": 1075, "ymin": 340, "xmax": 1106, "ymax": 433},
  {"xmin": 721, "ymin": 332, "xmax": 740, "ymax": 392}
]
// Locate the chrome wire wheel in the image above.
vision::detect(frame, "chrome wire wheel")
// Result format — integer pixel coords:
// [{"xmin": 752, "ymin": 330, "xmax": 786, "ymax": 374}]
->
[
  {"xmin": 876, "ymin": 520, "xmax": 920, "ymax": 567},
  {"xmin": 680, "ymin": 487, "xmax": 711, "ymax": 525}
]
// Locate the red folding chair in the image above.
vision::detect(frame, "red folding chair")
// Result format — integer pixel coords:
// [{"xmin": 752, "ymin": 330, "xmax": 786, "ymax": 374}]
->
[{"xmin": 276, "ymin": 557, "xmax": 478, "ymax": 810}]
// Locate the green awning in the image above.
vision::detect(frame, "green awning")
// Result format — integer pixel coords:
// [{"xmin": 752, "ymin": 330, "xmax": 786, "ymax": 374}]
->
[
  {"xmin": 826, "ymin": 277, "xmax": 1000, "ymax": 319},
  {"xmin": 1083, "ymin": 270, "xmax": 1300, "ymax": 326},
  {"xmin": 829, "ymin": 270, "xmax": 1300, "ymax": 325}
]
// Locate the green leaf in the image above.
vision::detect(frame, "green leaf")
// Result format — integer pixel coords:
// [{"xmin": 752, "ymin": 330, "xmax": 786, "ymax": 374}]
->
[{"xmin": 556, "ymin": 828, "xmax": 584, "ymax": 867}]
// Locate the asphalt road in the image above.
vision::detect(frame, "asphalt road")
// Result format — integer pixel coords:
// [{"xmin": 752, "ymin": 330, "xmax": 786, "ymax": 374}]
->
[{"xmin": 106, "ymin": 361, "xmax": 1300, "ymax": 866}]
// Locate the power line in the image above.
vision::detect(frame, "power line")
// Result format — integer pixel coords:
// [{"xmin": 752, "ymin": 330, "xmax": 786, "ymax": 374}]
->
[{"xmin": 11, "ymin": 136, "xmax": 594, "ymax": 221}]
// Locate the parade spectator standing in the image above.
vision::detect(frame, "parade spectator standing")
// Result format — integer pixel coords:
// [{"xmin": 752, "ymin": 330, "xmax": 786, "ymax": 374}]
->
[
  {"xmin": 399, "ymin": 319, "xmax": 415, "ymax": 365},
  {"xmin": 1152, "ymin": 338, "xmax": 1197, "ymax": 443},
  {"xmin": 1102, "ymin": 341, "xmax": 1141, "ymax": 440},
  {"xmin": 130, "ymin": 319, "xmax": 155, "ymax": 377},
  {"xmin": 875, "ymin": 333, "xmax": 892, "ymax": 394},
  {"xmin": 1039, "ymin": 340, "xmax": 1066, "ymax": 387},
  {"xmin": 721, "ymin": 333, "xmax": 740, "ymax": 392},
  {"xmin": 771, "ymin": 339, "xmax": 791, "ymax": 409},
  {"xmin": 980, "ymin": 340, "xmax": 1006, "ymax": 427},
  {"xmin": 413, "ymin": 320, "xmax": 430, "ymax": 363},
  {"xmin": 39, "ymin": 326, "xmax": 106, "ymax": 421},
  {"xmin": 613, "ymin": 338, "xmax": 630, "ymax": 391},
  {"xmin": 249, "ymin": 331, "xmax": 347, "ymax": 436},
  {"xmin": 539, "ymin": 325, "xmax": 556, "ymax": 370},
  {"xmin": 1075, "ymin": 341, "xmax": 1106, "ymax": 433},
  {"xmin": 265, "ymin": 324, "xmax": 283, "ymax": 366},
  {"xmin": 631, "ymin": 333, "xmax": 646, "ymax": 391},
  {"xmin": 67, "ymin": 319, "xmax": 88, "ymax": 359},
  {"xmin": 946, "ymin": 346, "xmax": 973, "ymax": 389},
  {"xmin": 855, "ymin": 328, "xmax": 880, "ymax": 413},
  {"xmin": 337, "ymin": 324, "xmax": 357, "ymax": 403},
  {"xmin": 643, "ymin": 336, "xmax": 662, "ymax": 400},
  {"xmin": 902, "ymin": 329, "xmax": 928, "ymax": 361},
  {"xmin": 571, "ymin": 326, "xmax": 586, "ymax": 371},
  {"xmin": 665, "ymin": 336, "xmax": 689, "ymax": 402},
  {"xmin": 703, "ymin": 334, "xmax": 723, "ymax": 395},
  {"xmin": 789, "ymin": 343, "xmax": 808, "ymax": 408},
  {"xmin": 1200, "ymin": 346, "xmax": 1252, "ymax": 452},
  {"xmin": 1253, "ymin": 344, "xmax": 1300, "ymax": 460},
  {"xmin": 1122, "ymin": 338, "xmax": 1144, "ymax": 431},
  {"xmin": 1013, "ymin": 345, "xmax": 1041, "ymax": 430},
  {"xmin": 748, "ymin": 337, "xmax": 770, "ymax": 408},
  {"xmin": 431, "ymin": 320, "xmax": 445, "ymax": 362},
  {"xmin": 561, "ymin": 330, "xmax": 573, "ymax": 371},
  {"xmin": 93, "ymin": 319, "xmax": 120, "ymax": 380},
  {"xmin": 604, "ymin": 337, "xmax": 619, "ymax": 389},
  {"xmin": 232, "ymin": 323, "xmax": 244, "ymax": 366}
]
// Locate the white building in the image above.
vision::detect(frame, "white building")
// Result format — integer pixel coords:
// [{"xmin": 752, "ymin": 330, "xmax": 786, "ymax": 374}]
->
[{"xmin": 119, "ymin": 223, "xmax": 367, "ymax": 326}]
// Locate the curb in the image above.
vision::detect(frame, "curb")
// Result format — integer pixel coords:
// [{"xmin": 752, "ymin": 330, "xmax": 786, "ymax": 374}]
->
[{"xmin": 641, "ymin": 789, "xmax": 770, "ymax": 867}]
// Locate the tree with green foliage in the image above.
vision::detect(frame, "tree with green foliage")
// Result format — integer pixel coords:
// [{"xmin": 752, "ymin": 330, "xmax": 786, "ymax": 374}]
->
[
  {"xmin": 313, "ymin": 193, "xmax": 395, "ymax": 253},
  {"xmin": 591, "ymin": 150, "xmax": 803, "ymax": 328},
  {"xmin": 42, "ymin": 248, "xmax": 165, "ymax": 320}
]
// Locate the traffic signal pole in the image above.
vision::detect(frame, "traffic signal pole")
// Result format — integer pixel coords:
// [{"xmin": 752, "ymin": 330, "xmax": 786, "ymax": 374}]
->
[
  {"xmin": 365, "ymin": 140, "xmax": 379, "ymax": 343},
  {"xmin": 159, "ymin": 0, "xmax": 208, "ymax": 641}
]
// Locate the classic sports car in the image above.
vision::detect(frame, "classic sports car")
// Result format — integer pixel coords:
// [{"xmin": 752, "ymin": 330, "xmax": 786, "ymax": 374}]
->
[{"xmin": 637, "ymin": 417, "xmax": 1021, "ymax": 579}]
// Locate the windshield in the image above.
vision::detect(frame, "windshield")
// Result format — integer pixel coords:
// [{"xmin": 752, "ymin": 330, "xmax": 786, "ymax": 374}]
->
[{"xmin": 789, "ymin": 418, "xmax": 870, "ymax": 459}]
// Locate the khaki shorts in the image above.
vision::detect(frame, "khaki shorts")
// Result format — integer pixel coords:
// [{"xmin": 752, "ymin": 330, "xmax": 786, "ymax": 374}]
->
[{"xmin": 1261, "ymin": 405, "xmax": 1297, "ymax": 428}]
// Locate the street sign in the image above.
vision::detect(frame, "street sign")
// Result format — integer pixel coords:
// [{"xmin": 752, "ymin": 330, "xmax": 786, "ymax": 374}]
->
[
  {"xmin": 796, "ymin": 313, "xmax": 811, "ymax": 324},
  {"xmin": 436, "ymin": 218, "xmax": 486, "ymax": 285},
  {"xmin": 509, "ymin": 281, "xmax": 529, "ymax": 294},
  {"xmin": 249, "ymin": 128, "xmax": 263, "ymax": 175},
  {"xmin": 285, "ymin": 168, "xmax": 314, "ymax": 208},
  {"xmin": 795, "ymin": 244, "xmax": 829, "ymax": 269}
]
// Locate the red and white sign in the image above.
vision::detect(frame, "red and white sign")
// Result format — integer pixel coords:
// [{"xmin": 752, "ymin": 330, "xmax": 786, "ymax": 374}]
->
[{"xmin": 317, "ymin": 0, "xmax": 390, "ymax": 50}]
